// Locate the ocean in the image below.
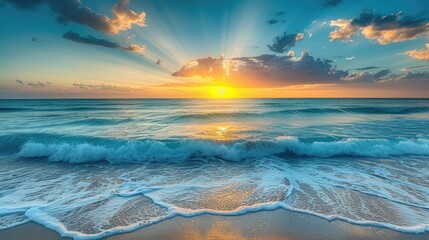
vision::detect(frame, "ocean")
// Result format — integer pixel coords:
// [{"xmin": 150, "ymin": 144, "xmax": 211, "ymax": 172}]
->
[{"xmin": 0, "ymin": 99, "xmax": 428, "ymax": 239}]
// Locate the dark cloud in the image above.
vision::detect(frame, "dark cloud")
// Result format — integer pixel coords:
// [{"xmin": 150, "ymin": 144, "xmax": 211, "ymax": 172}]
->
[
  {"xmin": 63, "ymin": 31, "xmax": 121, "ymax": 48},
  {"xmin": 62, "ymin": 31, "xmax": 145, "ymax": 52},
  {"xmin": 330, "ymin": 10, "xmax": 429, "ymax": 44},
  {"xmin": 380, "ymin": 72, "xmax": 429, "ymax": 87},
  {"xmin": 3, "ymin": 0, "xmax": 45, "ymax": 9},
  {"xmin": 27, "ymin": 81, "xmax": 47, "ymax": 88},
  {"xmin": 401, "ymin": 65, "xmax": 428, "ymax": 72},
  {"xmin": 172, "ymin": 51, "xmax": 349, "ymax": 87},
  {"xmin": 3, "ymin": 0, "xmax": 146, "ymax": 34},
  {"xmin": 274, "ymin": 11, "xmax": 285, "ymax": 16},
  {"xmin": 322, "ymin": 0, "xmax": 343, "ymax": 7},
  {"xmin": 387, "ymin": 71, "xmax": 429, "ymax": 80},
  {"xmin": 172, "ymin": 52, "xmax": 429, "ymax": 88},
  {"xmin": 267, "ymin": 19, "xmax": 280, "ymax": 25},
  {"xmin": 267, "ymin": 32, "xmax": 304, "ymax": 53},
  {"xmin": 14, "ymin": 79, "xmax": 50, "ymax": 87},
  {"xmin": 31, "ymin": 37, "xmax": 45, "ymax": 42},
  {"xmin": 355, "ymin": 66, "xmax": 380, "ymax": 71},
  {"xmin": 343, "ymin": 69, "xmax": 390, "ymax": 82}
]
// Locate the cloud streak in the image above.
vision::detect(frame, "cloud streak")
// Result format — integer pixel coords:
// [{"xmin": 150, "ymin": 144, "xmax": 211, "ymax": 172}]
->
[
  {"xmin": 322, "ymin": 0, "xmax": 343, "ymax": 8},
  {"xmin": 4, "ymin": 0, "xmax": 146, "ymax": 34},
  {"xmin": 401, "ymin": 65, "xmax": 428, "ymax": 71},
  {"xmin": 267, "ymin": 19, "xmax": 280, "ymax": 25},
  {"xmin": 330, "ymin": 10, "xmax": 429, "ymax": 44},
  {"xmin": 72, "ymin": 83, "xmax": 142, "ymax": 92},
  {"xmin": 14, "ymin": 79, "xmax": 52, "ymax": 88},
  {"xmin": 63, "ymin": 31, "xmax": 145, "ymax": 52},
  {"xmin": 343, "ymin": 69, "xmax": 390, "ymax": 82},
  {"xmin": 63, "ymin": 31, "xmax": 121, "ymax": 48},
  {"xmin": 355, "ymin": 66, "xmax": 379, "ymax": 71}
]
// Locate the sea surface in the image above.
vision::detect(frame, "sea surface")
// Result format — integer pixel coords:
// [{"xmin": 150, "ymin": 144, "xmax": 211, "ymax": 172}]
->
[{"xmin": 0, "ymin": 99, "xmax": 428, "ymax": 239}]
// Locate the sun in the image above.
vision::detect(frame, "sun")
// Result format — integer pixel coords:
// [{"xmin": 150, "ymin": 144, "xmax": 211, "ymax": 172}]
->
[{"xmin": 209, "ymin": 86, "xmax": 237, "ymax": 98}]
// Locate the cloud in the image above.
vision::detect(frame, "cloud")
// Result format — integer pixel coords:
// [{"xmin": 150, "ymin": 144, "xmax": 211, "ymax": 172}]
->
[
  {"xmin": 26, "ymin": 81, "xmax": 50, "ymax": 88},
  {"xmin": 355, "ymin": 66, "xmax": 379, "ymax": 71},
  {"xmin": 123, "ymin": 44, "xmax": 145, "ymax": 52},
  {"xmin": 4, "ymin": 0, "xmax": 146, "ymax": 34},
  {"xmin": 72, "ymin": 83, "xmax": 140, "ymax": 92},
  {"xmin": 403, "ymin": 44, "xmax": 429, "ymax": 61},
  {"xmin": 172, "ymin": 51, "xmax": 349, "ymax": 87},
  {"xmin": 342, "ymin": 69, "xmax": 390, "ymax": 82},
  {"xmin": 380, "ymin": 71, "xmax": 429, "ymax": 84},
  {"xmin": 3, "ymin": 0, "xmax": 45, "ymax": 9},
  {"xmin": 63, "ymin": 31, "xmax": 145, "ymax": 52},
  {"xmin": 401, "ymin": 65, "xmax": 428, "ymax": 71},
  {"xmin": 63, "ymin": 31, "xmax": 121, "ymax": 48},
  {"xmin": 330, "ymin": 10, "xmax": 429, "ymax": 44},
  {"xmin": 171, "ymin": 57, "xmax": 233, "ymax": 80},
  {"xmin": 266, "ymin": 11, "xmax": 286, "ymax": 25},
  {"xmin": 267, "ymin": 19, "xmax": 280, "ymax": 25},
  {"xmin": 31, "ymin": 37, "xmax": 45, "ymax": 42},
  {"xmin": 172, "ymin": 52, "xmax": 429, "ymax": 88},
  {"xmin": 322, "ymin": 0, "xmax": 343, "ymax": 7},
  {"xmin": 267, "ymin": 32, "xmax": 304, "ymax": 53},
  {"xmin": 14, "ymin": 79, "xmax": 51, "ymax": 87},
  {"xmin": 345, "ymin": 56, "xmax": 355, "ymax": 60}
]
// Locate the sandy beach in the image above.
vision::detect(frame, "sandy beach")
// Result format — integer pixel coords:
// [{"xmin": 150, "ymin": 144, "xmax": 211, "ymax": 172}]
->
[{"xmin": 1, "ymin": 209, "xmax": 428, "ymax": 240}]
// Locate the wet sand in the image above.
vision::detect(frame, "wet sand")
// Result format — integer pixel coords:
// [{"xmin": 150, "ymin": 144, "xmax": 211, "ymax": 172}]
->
[{"xmin": 1, "ymin": 209, "xmax": 428, "ymax": 240}]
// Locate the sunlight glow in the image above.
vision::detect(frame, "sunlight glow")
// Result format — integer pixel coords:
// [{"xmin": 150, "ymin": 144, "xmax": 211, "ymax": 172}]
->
[{"xmin": 209, "ymin": 86, "xmax": 237, "ymax": 98}]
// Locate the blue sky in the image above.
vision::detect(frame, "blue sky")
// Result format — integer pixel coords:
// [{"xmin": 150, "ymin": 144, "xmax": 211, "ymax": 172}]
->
[{"xmin": 0, "ymin": 0, "xmax": 428, "ymax": 98}]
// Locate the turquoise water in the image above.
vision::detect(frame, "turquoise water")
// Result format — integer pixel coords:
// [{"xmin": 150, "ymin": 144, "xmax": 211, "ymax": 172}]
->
[{"xmin": 0, "ymin": 99, "xmax": 428, "ymax": 239}]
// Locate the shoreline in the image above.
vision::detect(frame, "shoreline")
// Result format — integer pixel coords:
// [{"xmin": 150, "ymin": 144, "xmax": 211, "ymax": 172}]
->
[{"xmin": 1, "ymin": 209, "xmax": 428, "ymax": 240}]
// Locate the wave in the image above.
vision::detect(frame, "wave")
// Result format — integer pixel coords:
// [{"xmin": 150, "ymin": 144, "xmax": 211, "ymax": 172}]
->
[
  {"xmin": 274, "ymin": 106, "xmax": 429, "ymax": 115},
  {"xmin": 174, "ymin": 106, "xmax": 429, "ymax": 120},
  {"xmin": 341, "ymin": 106, "xmax": 429, "ymax": 114},
  {"xmin": 0, "ymin": 107, "xmax": 33, "ymax": 112},
  {"xmin": 16, "ymin": 136, "xmax": 429, "ymax": 163},
  {"xmin": 176, "ymin": 112, "xmax": 258, "ymax": 120},
  {"xmin": 66, "ymin": 118, "xmax": 134, "ymax": 126}
]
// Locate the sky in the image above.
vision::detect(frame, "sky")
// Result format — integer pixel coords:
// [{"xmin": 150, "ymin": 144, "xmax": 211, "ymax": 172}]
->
[{"xmin": 0, "ymin": 0, "xmax": 428, "ymax": 98}]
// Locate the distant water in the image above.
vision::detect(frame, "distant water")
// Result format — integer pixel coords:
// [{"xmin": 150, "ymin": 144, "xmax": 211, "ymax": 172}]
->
[{"xmin": 0, "ymin": 99, "xmax": 428, "ymax": 239}]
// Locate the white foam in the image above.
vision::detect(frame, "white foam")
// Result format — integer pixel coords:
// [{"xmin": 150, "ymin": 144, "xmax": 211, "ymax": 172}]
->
[
  {"xmin": 16, "ymin": 137, "xmax": 429, "ymax": 163},
  {"xmin": 1, "ymin": 138, "xmax": 428, "ymax": 239}
]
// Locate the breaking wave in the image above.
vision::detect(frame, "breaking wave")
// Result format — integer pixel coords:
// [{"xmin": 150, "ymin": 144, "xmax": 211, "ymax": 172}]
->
[{"xmin": 16, "ymin": 136, "xmax": 429, "ymax": 163}]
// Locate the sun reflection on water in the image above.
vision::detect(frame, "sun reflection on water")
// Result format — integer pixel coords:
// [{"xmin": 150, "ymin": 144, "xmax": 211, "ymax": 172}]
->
[{"xmin": 184, "ymin": 122, "xmax": 249, "ymax": 141}]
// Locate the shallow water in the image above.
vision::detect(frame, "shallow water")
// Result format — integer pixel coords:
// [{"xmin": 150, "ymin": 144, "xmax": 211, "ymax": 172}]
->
[{"xmin": 0, "ymin": 99, "xmax": 428, "ymax": 239}]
